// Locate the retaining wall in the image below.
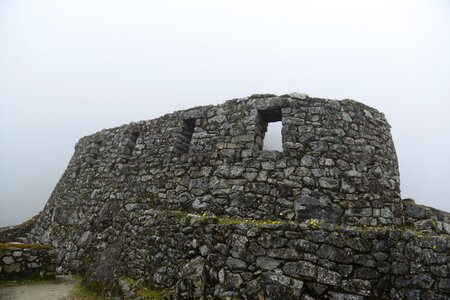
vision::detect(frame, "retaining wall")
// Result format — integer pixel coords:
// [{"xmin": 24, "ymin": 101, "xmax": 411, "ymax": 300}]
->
[{"xmin": 0, "ymin": 243, "xmax": 55, "ymax": 280}]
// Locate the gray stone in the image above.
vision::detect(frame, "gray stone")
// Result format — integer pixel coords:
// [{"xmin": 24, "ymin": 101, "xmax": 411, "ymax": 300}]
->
[
  {"xmin": 225, "ymin": 273, "xmax": 243, "ymax": 289},
  {"xmin": 2, "ymin": 256, "xmax": 14, "ymax": 265},
  {"xmin": 391, "ymin": 261, "xmax": 409, "ymax": 275},
  {"xmin": 199, "ymin": 245, "xmax": 210, "ymax": 256},
  {"xmin": 329, "ymin": 292, "xmax": 363, "ymax": 300},
  {"xmin": 438, "ymin": 278, "xmax": 450, "ymax": 293},
  {"xmin": 267, "ymin": 248, "xmax": 300, "ymax": 260},
  {"xmin": 3, "ymin": 263, "xmax": 21, "ymax": 273},
  {"xmin": 342, "ymin": 279, "xmax": 371, "ymax": 296},
  {"xmin": 125, "ymin": 203, "xmax": 138, "ymax": 211},
  {"xmin": 318, "ymin": 177, "xmax": 339, "ymax": 190},
  {"xmin": 345, "ymin": 208, "xmax": 372, "ymax": 217},
  {"xmin": 412, "ymin": 273, "xmax": 434, "ymax": 289},
  {"xmin": 287, "ymin": 239, "xmax": 319, "ymax": 253},
  {"xmin": 77, "ymin": 231, "xmax": 92, "ymax": 248},
  {"xmin": 404, "ymin": 203, "xmax": 428, "ymax": 219},
  {"xmin": 215, "ymin": 165, "xmax": 244, "ymax": 178},
  {"xmin": 317, "ymin": 267, "xmax": 341, "ymax": 286},
  {"xmin": 226, "ymin": 257, "xmax": 247, "ymax": 270},
  {"xmin": 317, "ymin": 245, "xmax": 353, "ymax": 264},
  {"xmin": 230, "ymin": 234, "xmax": 248, "ymax": 249},
  {"xmin": 283, "ymin": 261, "xmax": 317, "ymax": 279},
  {"xmin": 27, "ymin": 262, "xmax": 40, "ymax": 268},
  {"xmin": 341, "ymin": 112, "xmax": 353, "ymax": 122},
  {"xmin": 354, "ymin": 254, "xmax": 376, "ymax": 268},
  {"xmin": 256, "ymin": 256, "xmax": 281, "ymax": 270},
  {"xmin": 12, "ymin": 251, "xmax": 22, "ymax": 257}
]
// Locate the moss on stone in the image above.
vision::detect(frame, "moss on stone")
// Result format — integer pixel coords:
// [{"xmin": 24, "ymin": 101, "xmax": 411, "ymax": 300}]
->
[
  {"xmin": 217, "ymin": 216, "xmax": 282, "ymax": 226},
  {"xmin": 122, "ymin": 276, "xmax": 136, "ymax": 286},
  {"xmin": 0, "ymin": 243, "xmax": 52, "ymax": 250},
  {"xmin": 70, "ymin": 283, "xmax": 108, "ymax": 300}
]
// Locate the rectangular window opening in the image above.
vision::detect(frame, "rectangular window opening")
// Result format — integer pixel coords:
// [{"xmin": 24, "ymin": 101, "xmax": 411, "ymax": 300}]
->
[
  {"xmin": 259, "ymin": 108, "xmax": 283, "ymax": 152},
  {"xmin": 92, "ymin": 141, "xmax": 102, "ymax": 159},
  {"xmin": 180, "ymin": 118, "xmax": 196, "ymax": 152},
  {"xmin": 88, "ymin": 140, "xmax": 102, "ymax": 167},
  {"xmin": 130, "ymin": 132, "xmax": 139, "ymax": 145}
]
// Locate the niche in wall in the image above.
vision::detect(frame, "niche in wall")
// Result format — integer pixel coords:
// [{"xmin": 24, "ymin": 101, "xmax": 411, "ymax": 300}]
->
[{"xmin": 179, "ymin": 118, "xmax": 196, "ymax": 153}]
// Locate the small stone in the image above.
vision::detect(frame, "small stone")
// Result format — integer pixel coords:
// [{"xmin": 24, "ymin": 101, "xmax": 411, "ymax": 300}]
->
[
  {"xmin": 329, "ymin": 292, "xmax": 363, "ymax": 300},
  {"xmin": 439, "ymin": 278, "xmax": 450, "ymax": 293},
  {"xmin": 317, "ymin": 267, "xmax": 341, "ymax": 286},
  {"xmin": 199, "ymin": 245, "xmax": 210, "ymax": 256},
  {"xmin": 125, "ymin": 203, "xmax": 138, "ymax": 211},
  {"xmin": 380, "ymin": 207, "xmax": 394, "ymax": 219},
  {"xmin": 225, "ymin": 273, "xmax": 243, "ymax": 289},
  {"xmin": 2, "ymin": 256, "xmax": 14, "ymax": 265},
  {"xmin": 256, "ymin": 257, "xmax": 281, "ymax": 270},
  {"xmin": 341, "ymin": 112, "xmax": 353, "ymax": 122},
  {"xmin": 318, "ymin": 177, "xmax": 339, "ymax": 190},
  {"xmin": 218, "ymin": 268, "xmax": 225, "ymax": 284},
  {"xmin": 27, "ymin": 262, "xmax": 41, "ymax": 268},
  {"xmin": 12, "ymin": 251, "xmax": 22, "ymax": 257},
  {"xmin": 391, "ymin": 261, "xmax": 408, "ymax": 275},
  {"xmin": 283, "ymin": 261, "xmax": 317, "ymax": 279},
  {"xmin": 215, "ymin": 165, "xmax": 245, "ymax": 178},
  {"xmin": 345, "ymin": 208, "xmax": 372, "ymax": 217},
  {"xmin": 261, "ymin": 161, "xmax": 276, "ymax": 170},
  {"xmin": 289, "ymin": 92, "xmax": 308, "ymax": 99},
  {"xmin": 341, "ymin": 279, "xmax": 371, "ymax": 296},
  {"xmin": 230, "ymin": 234, "xmax": 248, "ymax": 249},
  {"xmin": 226, "ymin": 257, "xmax": 247, "ymax": 270},
  {"xmin": 317, "ymin": 245, "xmax": 353, "ymax": 264},
  {"xmin": 346, "ymin": 170, "xmax": 361, "ymax": 177},
  {"xmin": 4, "ymin": 263, "xmax": 21, "ymax": 273}
]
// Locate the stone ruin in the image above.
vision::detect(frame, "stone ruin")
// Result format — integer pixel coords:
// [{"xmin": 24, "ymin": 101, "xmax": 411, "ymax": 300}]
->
[{"xmin": 1, "ymin": 93, "xmax": 449, "ymax": 299}]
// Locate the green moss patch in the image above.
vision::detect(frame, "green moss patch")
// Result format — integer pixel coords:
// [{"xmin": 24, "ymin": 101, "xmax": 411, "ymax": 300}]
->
[
  {"xmin": 137, "ymin": 287, "xmax": 172, "ymax": 299},
  {"xmin": 69, "ymin": 283, "xmax": 109, "ymax": 300}
]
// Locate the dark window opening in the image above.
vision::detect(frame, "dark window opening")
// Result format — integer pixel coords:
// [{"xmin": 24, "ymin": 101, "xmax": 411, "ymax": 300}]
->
[
  {"xmin": 122, "ymin": 132, "xmax": 140, "ymax": 159},
  {"xmin": 127, "ymin": 132, "xmax": 139, "ymax": 150},
  {"xmin": 130, "ymin": 132, "xmax": 139, "ymax": 145},
  {"xmin": 258, "ymin": 108, "xmax": 283, "ymax": 152},
  {"xmin": 88, "ymin": 140, "xmax": 102, "ymax": 167},
  {"xmin": 179, "ymin": 118, "xmax": 196, "ymax": 152},
  {"xmin": 91, "ymin": 141, "xmax": 102, "ymax": 159}
]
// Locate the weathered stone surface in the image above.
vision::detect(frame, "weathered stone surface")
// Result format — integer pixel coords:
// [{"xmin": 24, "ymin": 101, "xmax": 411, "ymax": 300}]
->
[
  {"xmin": 226, "ymin": 257, "xmax": 247, "ymax": 270},
  {"xmin": 317, "ymin": 245, "xmax": 353, "ymax": 264},
  {"xmin": 225, "ymin": 273, "xmax": 243, "ymax": 289},
  {"xmin": 283, "ymin": 261, "xmax": 317, "ymax": 279},
  {"xmin": 2, "ymin": 256, "xmax": 14, "ymax": 265},
  {"xmin": 317, "ymin": 267, "xmax": 341, "ymax": 286},
  {"xmin": 256, "ymin": 257, "xmax": 281, "ymax": 270},
  {"xmin": 0, "ymin": 244, "xmax": 55, "ymax": 280},
  {"xmin": 342, "ymin": 279, "xmax": 371, "ymax": 296}
]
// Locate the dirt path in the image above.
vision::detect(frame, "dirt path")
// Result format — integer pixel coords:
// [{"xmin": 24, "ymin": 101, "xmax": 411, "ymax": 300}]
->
[{"xmin": 0, "ymin": 276, "xmax": 78, "ymax": 300}]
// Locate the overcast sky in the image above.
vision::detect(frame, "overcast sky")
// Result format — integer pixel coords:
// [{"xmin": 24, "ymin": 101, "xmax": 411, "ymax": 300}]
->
[{"xmin": 0, "ymin": 0, "xmax": 449, "ymax": 226}]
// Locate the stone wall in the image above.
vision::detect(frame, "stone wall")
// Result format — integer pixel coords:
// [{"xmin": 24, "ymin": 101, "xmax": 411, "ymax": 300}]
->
[
  {"xmin": 0, "ymin": 214, "xmax": 40, "ymax": 243},
  {"xmin": 80, "ymin": 209, "xmax": 450, "ymax": 299},
  {"xmin": 29, "ymin": 94, "xmax": 401, "ymax": 246},
  {"xmin": 0, "ymin": 243, "xmax": 55, "ymax": 280},
  {"xmin": 18, "ymin": 93, "xmax": 449, "ymax": 298}
]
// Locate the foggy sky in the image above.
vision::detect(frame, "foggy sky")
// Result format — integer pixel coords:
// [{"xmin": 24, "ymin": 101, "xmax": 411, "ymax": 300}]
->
[{"xmin": 1, "ymin": 0, "xmax": 449, "ymax": 226}]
